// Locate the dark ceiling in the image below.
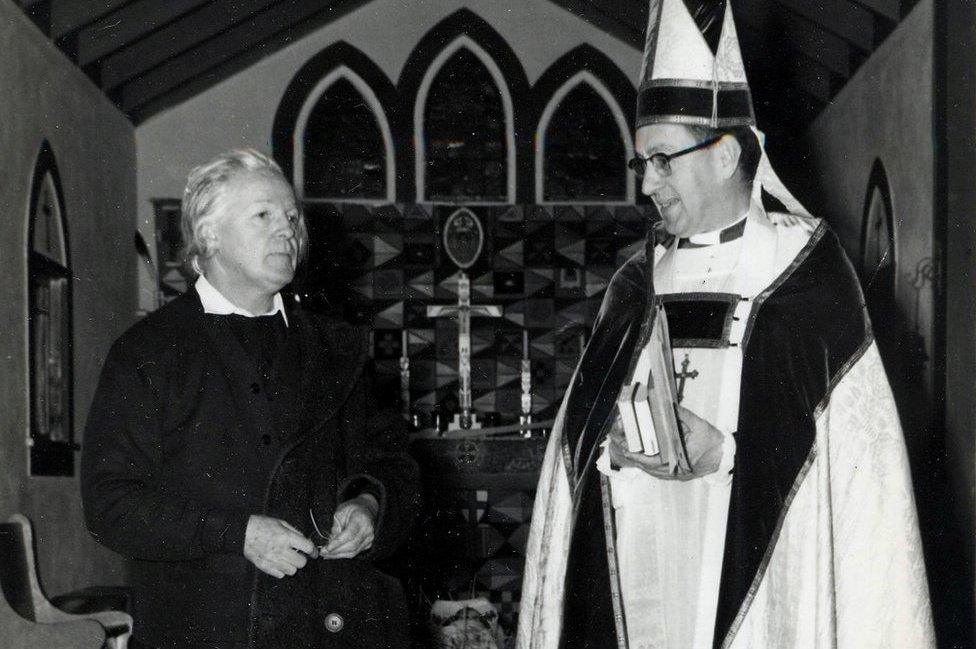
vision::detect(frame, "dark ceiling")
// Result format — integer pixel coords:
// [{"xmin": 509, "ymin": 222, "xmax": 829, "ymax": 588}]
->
[{"xmin": 13, "ymin": 0, "xmax": 919, "ymax": 128}]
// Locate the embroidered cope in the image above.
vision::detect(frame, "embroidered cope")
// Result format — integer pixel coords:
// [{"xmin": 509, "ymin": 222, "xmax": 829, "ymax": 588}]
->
[{"xmin": 516, "ymin": 204, "xmax": 934, "ymax": 649}]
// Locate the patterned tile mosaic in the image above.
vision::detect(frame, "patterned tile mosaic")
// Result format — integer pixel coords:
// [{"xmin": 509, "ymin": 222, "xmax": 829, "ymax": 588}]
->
[{"xmin": 300, "ymin": 202, "xmax": 654, "ymax": 425}]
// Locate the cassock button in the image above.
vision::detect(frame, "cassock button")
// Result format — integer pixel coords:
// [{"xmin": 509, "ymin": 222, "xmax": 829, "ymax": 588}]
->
[
  {"xmin": 324, "ymin": 613, "xmax": 344, "ymax": 633},
  {"xmin": 250, "ymin": 382, "xmax": 261, "ymax": 394},
  {"xmin": 261, "ymin": 434, "xmax": 272, "ymax": 446}
]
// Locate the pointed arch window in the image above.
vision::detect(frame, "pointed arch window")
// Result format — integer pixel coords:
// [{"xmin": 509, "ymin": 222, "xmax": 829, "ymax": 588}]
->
[
  {"xmin": 538, "ymin": 74, "xmax": 632, "ymax": 203},
  {"xmin": 419, "ymin": 43, "xmax": 512, "ymax": 203},
  {"xmin": 28, "ymin": 145, "xmax": 75, "ymax": 476},
  {"xmin": 297, "ymin": 70, "xmax": 394, "ymax": 201}
]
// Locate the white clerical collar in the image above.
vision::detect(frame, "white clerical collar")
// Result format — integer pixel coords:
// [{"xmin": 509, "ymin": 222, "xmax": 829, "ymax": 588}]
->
[
  {"xmin": 195, "ymin": 274, "xmax": 288, "ymax": 326},
  {"xmin": 682, "ymin": 211, "xmax": 750, "ymax": 247}
]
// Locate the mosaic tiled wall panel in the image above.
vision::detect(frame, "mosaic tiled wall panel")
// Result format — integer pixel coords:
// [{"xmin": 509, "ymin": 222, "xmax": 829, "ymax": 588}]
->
[
  {"xmin": 301, "ymin": 202, "xmax": 654, "ymax": 423},
  {"xmin": 406, "ymin": 438, "xmax": 547, "ymax": 643}
]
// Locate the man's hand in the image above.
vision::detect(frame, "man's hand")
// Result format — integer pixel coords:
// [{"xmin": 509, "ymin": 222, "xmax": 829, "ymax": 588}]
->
[
  {"xmin": 243, "ymin": 515, "xmax": 316, "ymax": 578},
  {"xmin": 319, "ymin": 494, "xmax": 378, "ymax": 559},
  {"xmin": 608, "ymin": 404, "xmax": 725, "ymax": 481}
]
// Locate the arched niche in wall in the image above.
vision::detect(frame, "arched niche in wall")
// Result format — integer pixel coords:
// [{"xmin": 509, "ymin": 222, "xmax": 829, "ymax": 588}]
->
[
  {"xmin": 859, "ymin": 161, "xmax": 930, "ymax": 458},
  {"xmin": 399, "ymin": 9, "xmax": 530, "ymax": 203},
  {"xmin": 27, "ymin": 141, "xmax": 75, "ymax": 476},
  {"xmin": 536, "ymin": 71, "xmax": 633, "ymax": 203},
  {"xmin": 272, "ymin": 42, "xmax": 401, "ymax": 203},
  {"xmin": 861, "ymin": 159, "xmax": 896, "ymax": 301},
  {"xmin": 530, "ymin": 45, "xmax": 638, "ymax": 205}
]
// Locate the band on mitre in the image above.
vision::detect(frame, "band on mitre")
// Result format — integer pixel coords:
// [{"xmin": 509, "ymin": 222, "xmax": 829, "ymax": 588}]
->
[{"xmin": 636, "ymin": 79, "xmax": 756, "ymax": 129}]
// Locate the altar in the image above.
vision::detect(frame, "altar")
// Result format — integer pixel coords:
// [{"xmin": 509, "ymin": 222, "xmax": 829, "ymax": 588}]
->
[
  {"xmin": 405, "ymin": 437, "xmax": 547, "ymax": 641},
  {"xmin": 391, "ymin": 208, "xmax": 557, "ymax": 643}
]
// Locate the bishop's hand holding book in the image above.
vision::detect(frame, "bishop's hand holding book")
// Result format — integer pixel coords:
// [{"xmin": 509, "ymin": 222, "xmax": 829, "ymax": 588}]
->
[{"xmin": 608, "ymin": 300, "xmax": 725, "ymax": 481}]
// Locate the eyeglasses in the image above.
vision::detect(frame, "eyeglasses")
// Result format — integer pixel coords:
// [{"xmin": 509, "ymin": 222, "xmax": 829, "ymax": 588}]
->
[{"xmin": 628, "ymin": 135, "xmax": 724, "ymax": 178}]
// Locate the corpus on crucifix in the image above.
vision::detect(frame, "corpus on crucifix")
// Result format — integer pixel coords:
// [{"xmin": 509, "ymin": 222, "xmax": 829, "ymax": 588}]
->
[{"xmin": 427, "ymin": 208, "xmax": 503, "ymax": 430}]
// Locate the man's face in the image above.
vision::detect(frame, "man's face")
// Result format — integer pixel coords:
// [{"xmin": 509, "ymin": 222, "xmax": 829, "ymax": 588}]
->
[
  {"xmin": 635, "ymin": 123, "xmax": 724, "ymax": 237},
  {"xmin": 209, "ymin": 170, "xmax": 300, "ymax": 295}
]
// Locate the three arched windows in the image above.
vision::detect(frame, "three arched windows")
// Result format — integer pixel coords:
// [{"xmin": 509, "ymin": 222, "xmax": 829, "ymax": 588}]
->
[{"xmin": 291, "ymin": 43, "xmax": 632, "ymax": 204}]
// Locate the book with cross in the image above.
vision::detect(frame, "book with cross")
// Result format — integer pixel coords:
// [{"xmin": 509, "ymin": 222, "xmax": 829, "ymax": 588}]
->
[{"xmin": 616, "ymin": 301, "xmax": 690, "ymax": 474}]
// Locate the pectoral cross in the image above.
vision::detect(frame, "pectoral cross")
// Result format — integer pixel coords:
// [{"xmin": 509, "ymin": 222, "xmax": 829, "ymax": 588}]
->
[
  {"xmin": 674, "ymin": 354, "xmax": 698, "ymax": 404},
  {"xmin": 427, "ymin": 272, "xmax": 503, "ymax": 429}
]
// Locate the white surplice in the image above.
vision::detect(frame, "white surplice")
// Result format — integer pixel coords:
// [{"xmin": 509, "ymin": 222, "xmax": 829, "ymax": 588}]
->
[{"xmin": 597, "ymin": 216, "xmax": 749, "ymax": 649}]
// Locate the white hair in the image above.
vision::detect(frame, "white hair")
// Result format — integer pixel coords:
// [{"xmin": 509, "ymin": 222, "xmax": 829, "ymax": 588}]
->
[{"xmin": 180, "ymin": 148, "xmax": 308, "ymax": 272}]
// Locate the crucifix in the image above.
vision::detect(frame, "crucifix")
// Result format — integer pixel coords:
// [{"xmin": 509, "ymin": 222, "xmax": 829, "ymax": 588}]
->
[
  {"xmin": 427, "ymin": 209, "xmax": 503, "ymax": 430},
  {"xmin": 674, "ymin": 353, "xmax": 698, "ymax": 404}
]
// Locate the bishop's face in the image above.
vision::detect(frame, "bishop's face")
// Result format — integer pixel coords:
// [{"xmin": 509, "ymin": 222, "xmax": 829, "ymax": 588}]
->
[
  {"xmin": 635, "ymin": 123, "xmax": 725, "ymax": 238},
  {"xmin": 208, "ymin": 170, "xmax": 301, "ymax": 297}
]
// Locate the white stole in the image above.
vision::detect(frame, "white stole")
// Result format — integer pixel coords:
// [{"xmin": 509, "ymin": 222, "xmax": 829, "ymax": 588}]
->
[{"xmin": 601, "ymin": 204, "xmax": 786, "ymax": 649}]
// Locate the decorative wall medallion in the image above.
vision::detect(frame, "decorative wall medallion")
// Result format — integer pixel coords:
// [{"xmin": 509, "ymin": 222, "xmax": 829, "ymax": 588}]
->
[{"xmin": 443, "ymin": 208, "xmax": 484, "ymax": 270}]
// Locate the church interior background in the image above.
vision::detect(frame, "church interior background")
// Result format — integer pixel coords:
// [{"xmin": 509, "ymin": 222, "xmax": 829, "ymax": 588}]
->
[{"xmin": 1, "ymin": 0, "xmax": 973, "ymax": 646}]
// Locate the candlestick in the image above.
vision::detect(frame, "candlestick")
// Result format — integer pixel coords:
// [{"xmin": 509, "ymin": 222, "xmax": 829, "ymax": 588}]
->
[
  {"xmin": 520, "ymin": 329, "xmax": 533, "ymax": 436},
  {"xmin": 400, "ymin": 329, "xmax": 410, "ymax": 418}
]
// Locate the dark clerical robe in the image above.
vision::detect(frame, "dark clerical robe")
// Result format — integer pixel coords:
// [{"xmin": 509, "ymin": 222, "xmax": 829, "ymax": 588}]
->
[
  {"xmin": 82, "ymin": 288, "xmax": 419, "ymax": 649},
  {"xmin": 517, "ymin": 206, "xmax": 933, "ymax": 648}
]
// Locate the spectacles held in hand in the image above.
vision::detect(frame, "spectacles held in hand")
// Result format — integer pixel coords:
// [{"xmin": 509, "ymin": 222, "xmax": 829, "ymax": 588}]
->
[{"xmin": 308, "ymin": 508, "xmax": 329, "ymax": 558}]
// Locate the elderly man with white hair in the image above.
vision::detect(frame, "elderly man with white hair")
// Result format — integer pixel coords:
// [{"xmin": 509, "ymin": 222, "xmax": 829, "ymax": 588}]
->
[{"xmin": 82, "ymin": 149, "xmax": 418, "ymax": 649}]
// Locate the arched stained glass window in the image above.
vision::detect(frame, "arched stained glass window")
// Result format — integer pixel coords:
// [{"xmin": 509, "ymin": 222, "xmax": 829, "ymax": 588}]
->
[
  {"xmin": 543, "ymin": 83, "xmax": 626, "ymax": 202},
  {"xmin": 28, "ymin": 145, "xmax": 74, "ymax": 476},
  {"xmin": 303, "ymin": 77, "xmax": 387, "ymax": 200},
  {"xmin": 423, "ymin": 48, "xmax": 508, "ymax": 202}
]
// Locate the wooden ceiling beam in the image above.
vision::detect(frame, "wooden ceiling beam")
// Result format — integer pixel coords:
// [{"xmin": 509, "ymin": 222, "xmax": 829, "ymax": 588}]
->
[
  {"xmin": 542, "ymin": 0, "xmax": 644, "ymax": 49},
  {"xmin": 781, "ymin": 13, "xmax": 851, "ymax": 79},
  {"xmin": 773, "ymin": 0, "xmax": 875, "ymax": 51},
  {"xmin": 75, "ymin": 0, "xmax": 213, "ymax": 66},
  {"xmin": 98, "ymin": 0, "xmax": 285, "ymax": 92},
  {"xmin": 851, "ymin": 0, "xmax": 901, "ymax": 21},
  {"xmin": 120, "ymin": 0, "xmax": 371, "ymax": 118},
  {"xmin": 733, "ymin": 18, "xmax": 832, "ymax": 124},
  {"xmin": 733, "ymin": 15, "xmax": 779, "ymax": 77},
  {"xmin": 733, "ymin": 0, "xmax": 775, "ymax": 32},
  {"xmin": 790, "ymin": 56, "xmax": 834, "ymax": 104},
  {"xmin": 49, "ymin": 0, "xmax": 134, "ymax": 40},
  {"xmin": 590, "ymin": 0, "xmax": 647, "ymax": 40},
  {"xmin": 17, "ymin": 0, "xmax": 50, "ymax": 36}
]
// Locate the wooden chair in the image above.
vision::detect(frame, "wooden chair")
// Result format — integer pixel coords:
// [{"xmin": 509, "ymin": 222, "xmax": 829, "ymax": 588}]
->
[
  {"xmin": 0, "ymin": 596, "xmax": 104, "ymax": 649},
  {"xmin": 0, "ymin": 514, "xmax": 132, "ymax": 649}
]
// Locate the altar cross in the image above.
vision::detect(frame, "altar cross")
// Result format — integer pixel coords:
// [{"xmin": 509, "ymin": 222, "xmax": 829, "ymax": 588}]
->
[{"xmin": 427, "ymin": 272, "xmax": 503, "ymax": 429}]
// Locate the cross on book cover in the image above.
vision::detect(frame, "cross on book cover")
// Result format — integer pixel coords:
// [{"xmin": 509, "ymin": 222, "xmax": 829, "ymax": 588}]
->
[{"xmin": 616, "ymin": 300, "xmax": 691, "ymax": 474}]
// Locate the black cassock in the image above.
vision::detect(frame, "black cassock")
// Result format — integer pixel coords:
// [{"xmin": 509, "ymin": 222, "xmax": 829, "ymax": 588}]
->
[{"xmin": 82, "ymin": 287, "xmax": 419, "ymax": 649}]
